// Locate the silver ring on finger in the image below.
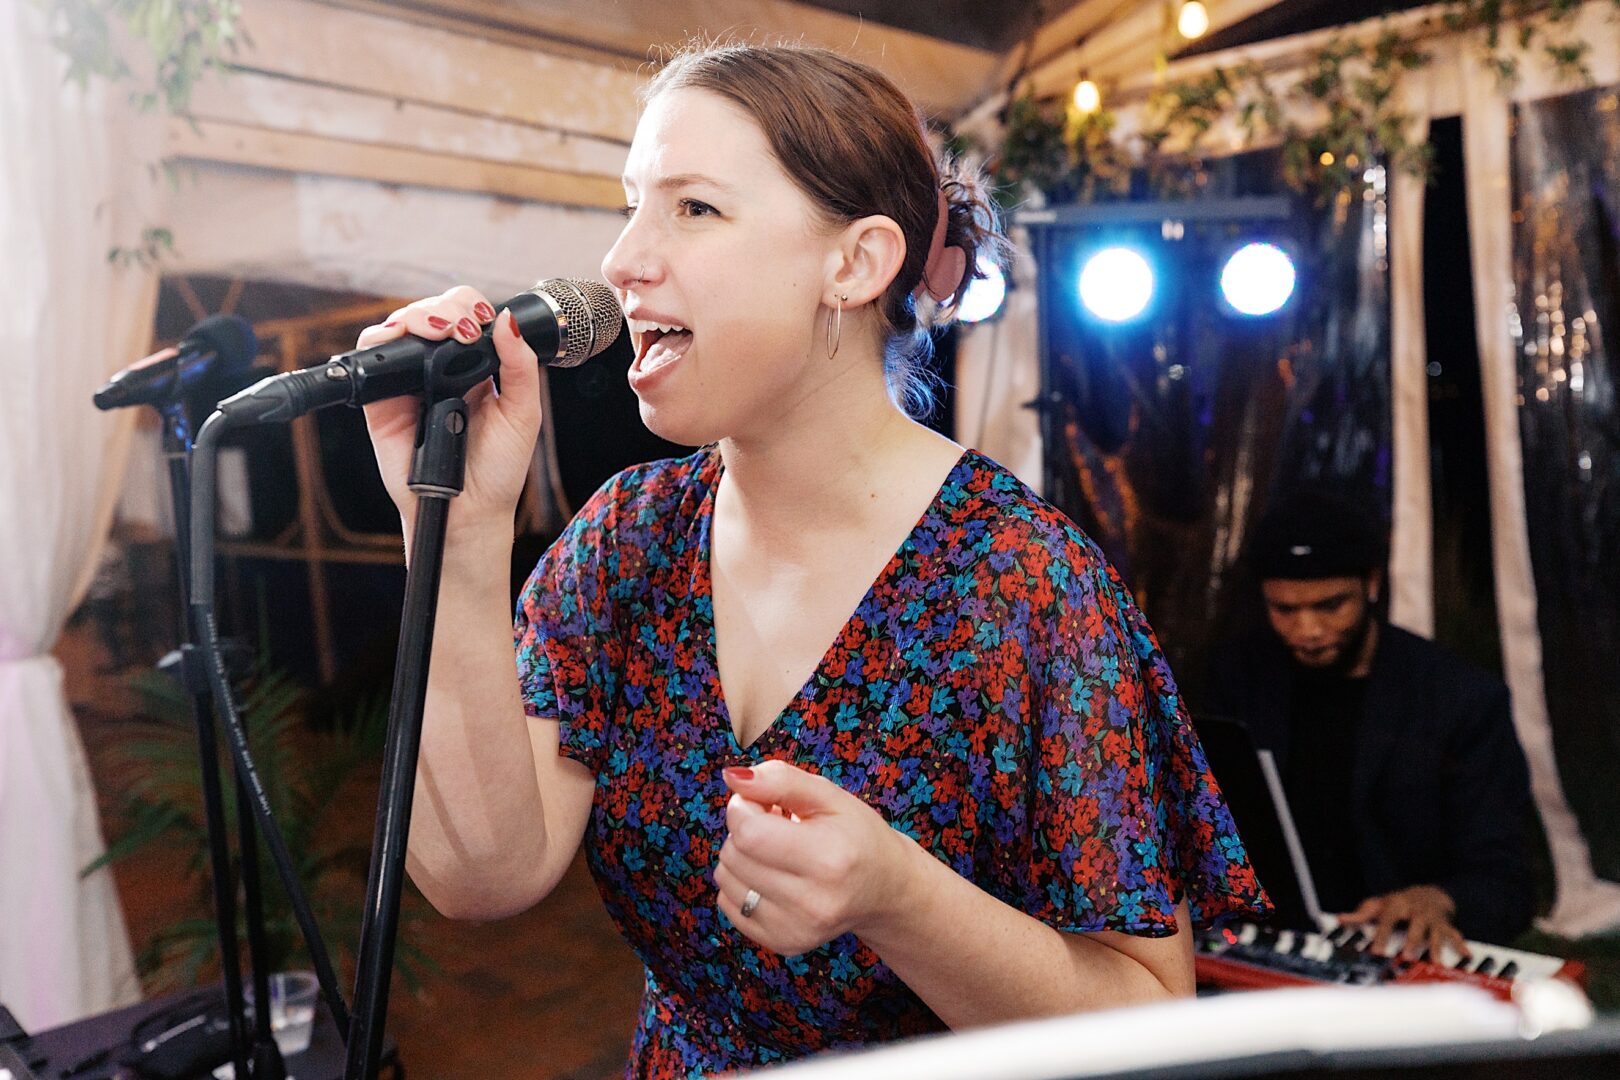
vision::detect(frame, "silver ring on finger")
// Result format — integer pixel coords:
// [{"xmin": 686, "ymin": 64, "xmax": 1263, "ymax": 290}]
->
[{"xmin": 740, "ymin": 888, "xmax": 762, "ymax": 918}]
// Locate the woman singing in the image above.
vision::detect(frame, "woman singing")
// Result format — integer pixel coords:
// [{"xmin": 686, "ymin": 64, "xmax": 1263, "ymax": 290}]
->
[{"xmin": 357, "ymin": 41, "xmax": 1268, "ymax": 1078}]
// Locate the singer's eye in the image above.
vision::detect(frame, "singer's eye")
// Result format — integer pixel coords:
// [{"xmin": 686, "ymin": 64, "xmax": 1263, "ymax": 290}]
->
[
  {"xmin": 616, "ymin": 204, "xmax": 637, "ymax": 219},
  {"xmin": 678, "ymin": 198, "xmax": 718, "ymax": 218}
]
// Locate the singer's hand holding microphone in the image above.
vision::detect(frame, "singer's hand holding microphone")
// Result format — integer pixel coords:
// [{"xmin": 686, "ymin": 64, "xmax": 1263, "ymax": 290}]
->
[
  {"xmin": 301, "ymin": 277, "xmax": 622, "ymax": 555},
  {"xmin": 357, "ymin": 286, "xmax": 542, "ymax": 537}
]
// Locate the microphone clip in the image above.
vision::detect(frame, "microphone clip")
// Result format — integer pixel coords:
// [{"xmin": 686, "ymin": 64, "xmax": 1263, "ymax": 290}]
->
[{"xmin": 408, "ymin": 397, "xmax": 470, "ymax": 497}]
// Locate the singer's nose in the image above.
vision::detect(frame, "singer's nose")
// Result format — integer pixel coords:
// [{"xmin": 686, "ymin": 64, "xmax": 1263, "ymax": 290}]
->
[{"xmin": 602, "ymin": 226, "xmax": 658, "ymax": 293}]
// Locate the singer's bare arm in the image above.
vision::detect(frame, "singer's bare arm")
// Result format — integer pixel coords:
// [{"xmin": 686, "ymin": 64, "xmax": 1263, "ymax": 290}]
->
[
  {"xmin": 357, "ymin": 287, "xmax": 595, "ymax": 921},
  {"xmin": 401, "ymin": 522, "xmax": 596, "ymax": 921}
]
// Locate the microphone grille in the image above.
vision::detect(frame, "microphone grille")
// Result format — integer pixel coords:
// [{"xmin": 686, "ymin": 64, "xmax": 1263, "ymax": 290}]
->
[{"xmin": 535, "ymin": 278, "xmax": 624, "ymax": 368}]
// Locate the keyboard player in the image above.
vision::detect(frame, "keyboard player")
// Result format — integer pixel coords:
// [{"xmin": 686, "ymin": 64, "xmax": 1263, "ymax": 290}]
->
[{"xmin": 1204, "ymin": 491, "xmax": 1536, "ymax": 961}]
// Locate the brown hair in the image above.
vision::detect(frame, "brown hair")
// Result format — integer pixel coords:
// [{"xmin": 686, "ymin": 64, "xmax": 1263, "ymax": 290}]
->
[{"xmin": 643, "ymin": 41, "xmax": 1008, "ymax": 418}]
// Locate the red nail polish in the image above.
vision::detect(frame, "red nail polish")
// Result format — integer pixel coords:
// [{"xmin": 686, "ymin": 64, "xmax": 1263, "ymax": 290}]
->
[
  {"xmin": 381, "ymin": 319, "xmax": 399, "ymax": 328},
  {"xmin": 455, "ymin": 317, "xmax": 478, "ymax": 339},
  {"xmin": 724, "ymin": 766, "xmax": 755, "ymax": 782},
  {"xmin": 426, "ymin": 315, "xmax": 451, "ymax": 331},
  {"xmin": 474, "ymin": 302, "xmax": 496, "ymax": 322},
  {"xmin": 506, "ymin": 310, "xmax": 520, "ymax": 336}
]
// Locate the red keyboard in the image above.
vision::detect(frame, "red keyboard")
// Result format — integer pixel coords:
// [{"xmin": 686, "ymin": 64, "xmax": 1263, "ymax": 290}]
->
[{"xmin": 1196, "ymin": 916, "xmax": 1586, "ymax": 1003}]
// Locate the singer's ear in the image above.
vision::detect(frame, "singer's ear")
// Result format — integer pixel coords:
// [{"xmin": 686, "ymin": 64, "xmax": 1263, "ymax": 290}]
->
[{"xmin": 827, "ymin": 214, "xmax": 905, "ymax": 309}]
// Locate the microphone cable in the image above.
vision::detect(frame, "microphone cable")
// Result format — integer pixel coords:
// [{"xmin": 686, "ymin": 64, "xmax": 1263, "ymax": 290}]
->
[{"xmin": 189, "ymin": 408, "xmax": 353, "ymax": 1036}]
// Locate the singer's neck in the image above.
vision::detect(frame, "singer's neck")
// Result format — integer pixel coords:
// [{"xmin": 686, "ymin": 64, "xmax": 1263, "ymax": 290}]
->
[{"xmin": 715, "ymin": 361, "xmax": 961, "ymax": 556}]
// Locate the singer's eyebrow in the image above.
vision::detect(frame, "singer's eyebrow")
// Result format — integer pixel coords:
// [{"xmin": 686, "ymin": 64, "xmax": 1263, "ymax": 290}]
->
[{"xmin": 621, "ymin": 172, "xmax": 736, "ymax": 194}]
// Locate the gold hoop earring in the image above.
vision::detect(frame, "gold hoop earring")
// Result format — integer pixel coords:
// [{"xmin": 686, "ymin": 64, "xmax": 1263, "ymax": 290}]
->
[{"xmin": 826, "ymin": 294, "xmax": 847, "ymax": 360}]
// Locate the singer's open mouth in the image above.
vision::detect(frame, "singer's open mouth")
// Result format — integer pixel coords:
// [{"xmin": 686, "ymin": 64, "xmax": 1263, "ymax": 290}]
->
[{"xmin": 631, "ymin": 319, "xmax": 695, "ymax": 376}]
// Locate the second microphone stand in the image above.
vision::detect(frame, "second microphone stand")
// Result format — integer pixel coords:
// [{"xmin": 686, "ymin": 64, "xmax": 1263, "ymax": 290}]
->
[{"xmin": 159, "ymin": 400, "xmax": 284, "ymax": 1080}]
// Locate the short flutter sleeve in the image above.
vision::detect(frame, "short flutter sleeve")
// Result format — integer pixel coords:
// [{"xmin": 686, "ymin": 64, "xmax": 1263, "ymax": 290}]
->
[
  {"xmin": 514, "ymin": 475, "xmax": 626, "ymax": 776},
  {"xmin": 1013, "ymin": 528, "xmax": 1269, "ymax": 937}
]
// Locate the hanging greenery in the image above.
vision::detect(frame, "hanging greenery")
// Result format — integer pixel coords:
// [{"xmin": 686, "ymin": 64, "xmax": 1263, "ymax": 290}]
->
[
  {"xmin": 40, "ymin": 0, "xmax": 246, "ymax": 266},
  {"xmin": 992, "ymin": 0, "xmax": 1620, "ymax": 207},
  {"xmin": 1452, "ymin": 0, "xmax": 1600, "ymax": 84},
  {"xmin": 41, "ymin": 0, "xmax": 245, "ymax": 113}
]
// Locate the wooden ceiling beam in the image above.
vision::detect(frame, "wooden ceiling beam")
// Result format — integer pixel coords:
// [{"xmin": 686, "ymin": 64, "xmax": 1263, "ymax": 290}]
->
[
  {"xmin": 186, "ymin": 69, "xmax": 630, "ymax": 177},
  {"xmin": 167, "ymin": 118, "xmax": 627, "ymax": 210},
  {"xmin": 990, "ymin": 0, "xmax": 1143, "ymax": 93},
  {"xmin": 237, "ymin": 0, "xmax": 644, "ymax": 143},
  {"xmin": 324, "ymin": 0, "xmax": 1003, "ymax": 116},
  {"xmin": 960, "ymin": 0, "xmax": 1285, "ymax": 130}
]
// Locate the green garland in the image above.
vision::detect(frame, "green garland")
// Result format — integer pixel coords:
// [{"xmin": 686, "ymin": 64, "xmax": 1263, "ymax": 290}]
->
[
  {"xmin": 993, "ymin": 0, "xmax": 1620, "ymax": 205},
  {"xmin": 42, "ymin": 0, "xmax": 244, "ymax": 113},
  {"xmin": 41, "ymin": 0, "xmax": 245, "ymax": 266}
]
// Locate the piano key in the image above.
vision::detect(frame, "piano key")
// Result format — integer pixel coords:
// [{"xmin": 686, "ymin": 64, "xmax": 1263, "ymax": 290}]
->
[{"xmin": 1194, "ymin": 920, "xmax": 1578, "ymax": 1002}]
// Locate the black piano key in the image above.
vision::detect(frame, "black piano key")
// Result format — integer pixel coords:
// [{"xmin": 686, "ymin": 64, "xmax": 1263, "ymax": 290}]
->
[
  {"xmin": 1500, "ymin": 961, "xmax": 1519, "ymax": 978},
  {"xmin": 1475, "ymin": 957, "xmax": 1497, "ymax": 975}
]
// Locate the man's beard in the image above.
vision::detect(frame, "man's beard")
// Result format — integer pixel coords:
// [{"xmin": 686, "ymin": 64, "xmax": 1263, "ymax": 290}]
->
[{"xmin": 1291, "ymin": 607, "xmax": 1376, "ymax": 678}]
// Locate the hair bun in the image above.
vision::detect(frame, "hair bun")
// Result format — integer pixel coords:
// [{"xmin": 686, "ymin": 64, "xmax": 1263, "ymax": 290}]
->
[{"xmin": 923, "ymin": 159, "xmax": 1010, "ymax": 318}]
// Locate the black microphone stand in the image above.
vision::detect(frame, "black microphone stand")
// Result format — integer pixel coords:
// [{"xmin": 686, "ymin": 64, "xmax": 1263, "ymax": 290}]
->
[
  {"xmin": 344, "ymin": 364, "xmax": 474, "ymax": 1080},
  {"xmin": 157, "ymin": 399, "xmax": 284, "ymax": 1079}
]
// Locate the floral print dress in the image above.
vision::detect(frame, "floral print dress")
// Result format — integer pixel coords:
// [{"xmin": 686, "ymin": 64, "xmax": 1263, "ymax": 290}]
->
[{"xmin": 514, "ymin": 446, "xmax": 1268, "ymax": 1078}]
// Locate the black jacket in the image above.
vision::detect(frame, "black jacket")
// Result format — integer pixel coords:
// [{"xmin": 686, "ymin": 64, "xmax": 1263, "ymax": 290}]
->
[{"xmin": 1204, "ymin": 624, "xmax": 1535, "ymax": 944}]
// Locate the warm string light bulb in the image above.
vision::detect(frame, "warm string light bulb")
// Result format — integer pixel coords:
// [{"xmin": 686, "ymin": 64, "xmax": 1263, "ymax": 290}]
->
[
  {"xmin": 1074, "ymin": 76, "xmax": 1101, "ymax": 114},
  {"xmin": 1178, "ymin": 1, "xmax": 1211, "ymax": 40}
]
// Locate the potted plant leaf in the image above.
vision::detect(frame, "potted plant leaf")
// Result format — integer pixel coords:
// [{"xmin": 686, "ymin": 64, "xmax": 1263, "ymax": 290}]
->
[{"xmin": 86, "ymin": 660, "xmax": 435, "ymax": 996}]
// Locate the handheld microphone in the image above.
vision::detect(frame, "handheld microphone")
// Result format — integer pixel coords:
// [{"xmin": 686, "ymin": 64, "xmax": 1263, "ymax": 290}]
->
[
  {"xmin": 94, "ymin": 314, "xmax": 259, "ymax": 411},
  {"xmin": 215, "ymin": 278, "xmax": 622, "ymax": 425}
]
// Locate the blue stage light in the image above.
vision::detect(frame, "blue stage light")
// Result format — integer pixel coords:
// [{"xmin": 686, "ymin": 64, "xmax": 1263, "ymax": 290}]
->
[
  {"xmin": 957, "ymin": 255, "xmax": 1007, "ymax": 324},
  {"xmin": 1079, "ymin": 247, "xmax": 1154, "ymax": 322},
  {"xmin": 1220, "ymin": 242, "xmax": 1296, "ymax": 316}
]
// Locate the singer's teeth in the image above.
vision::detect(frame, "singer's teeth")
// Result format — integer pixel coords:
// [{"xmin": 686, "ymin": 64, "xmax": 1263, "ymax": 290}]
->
[{"xmin": 629, "ymin": 318, "xmax": 690, "ymax": 336}]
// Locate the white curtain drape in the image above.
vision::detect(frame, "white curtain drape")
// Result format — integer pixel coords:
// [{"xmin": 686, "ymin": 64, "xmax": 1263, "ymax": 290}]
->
[
  {"xmin": 0, "ymin": 2, "xmax": 159, "ymax": 1029},
  {"xmin": 1387, "ymin": 109, "xmax": 1435, "ymax": 640},
  {"xmin": 1459, "ymin": 33, "xmax": 1620, "ymax": 938}
]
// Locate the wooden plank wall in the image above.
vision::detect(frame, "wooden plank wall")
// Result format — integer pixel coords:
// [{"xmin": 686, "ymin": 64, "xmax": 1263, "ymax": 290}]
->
[
  {"xmin": 169, "ymin": 0, "xmax": 1008, "ymax": 212},
  {"xmin": 173, "ymin": 0, "xmax": 639, "ymax": 210}
]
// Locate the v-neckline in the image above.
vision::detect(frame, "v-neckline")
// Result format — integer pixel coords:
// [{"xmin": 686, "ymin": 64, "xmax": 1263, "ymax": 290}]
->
[{"xmin": 695, "ymin": 447, "xmax": 973, "ymax": 755}]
